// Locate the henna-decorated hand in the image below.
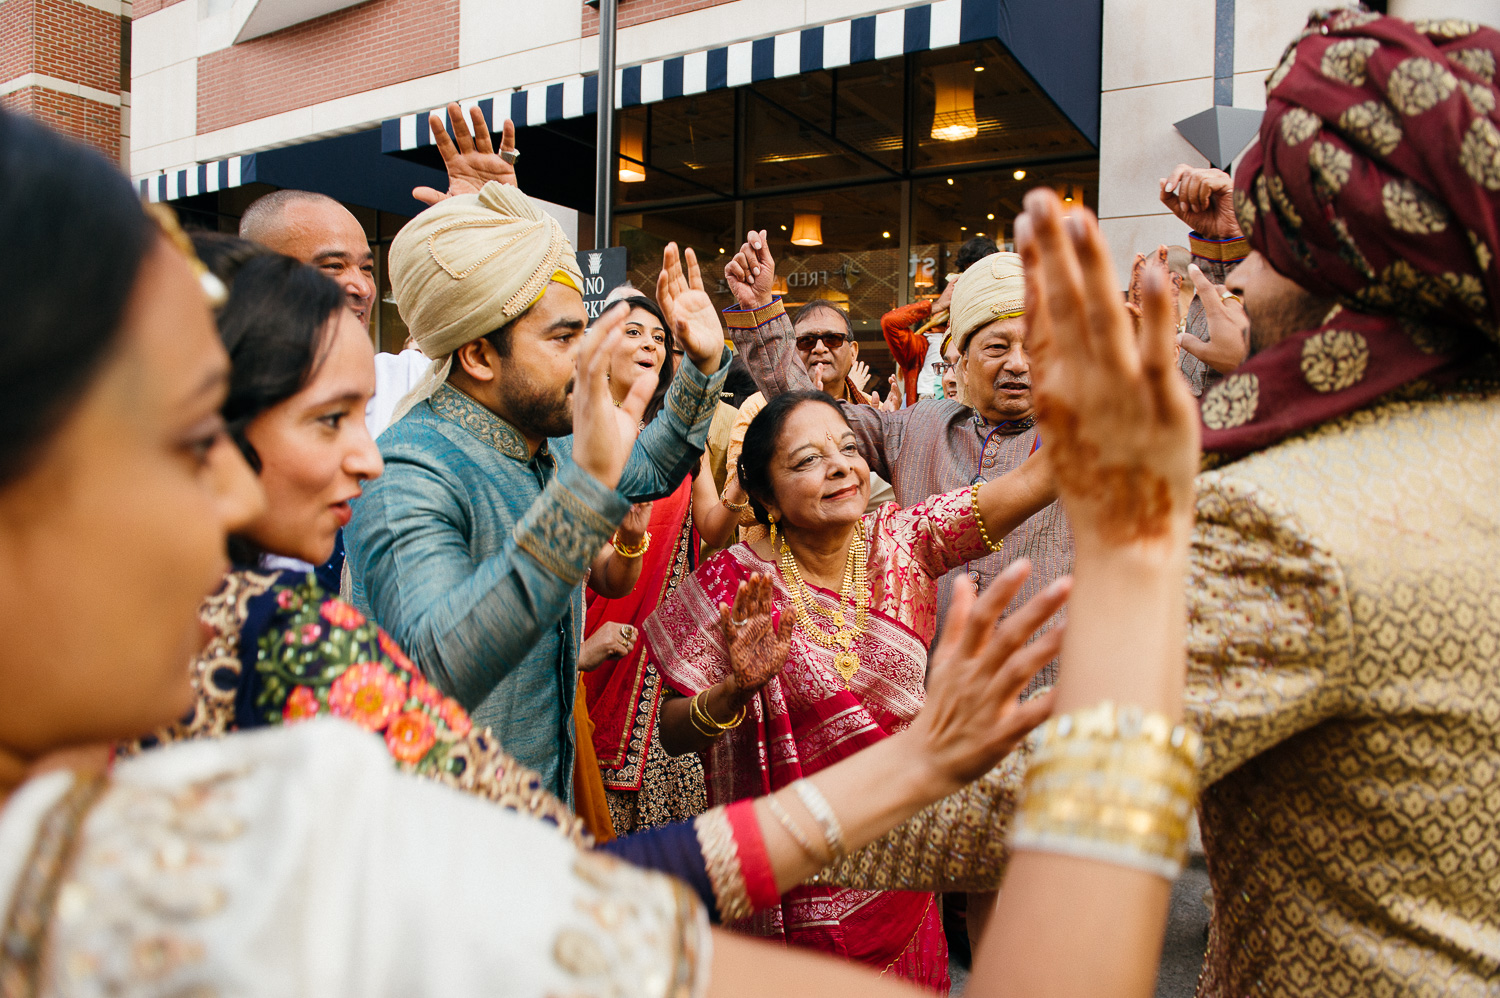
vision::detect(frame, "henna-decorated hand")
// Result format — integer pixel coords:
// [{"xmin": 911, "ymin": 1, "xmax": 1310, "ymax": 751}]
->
[
  {"xmin": 1015, "ymin": 190, "xmax": 1200, "ymax": 555},
  {"xmin": 720, "ymin": 573, "xmax": 793, "ymax": 705}
]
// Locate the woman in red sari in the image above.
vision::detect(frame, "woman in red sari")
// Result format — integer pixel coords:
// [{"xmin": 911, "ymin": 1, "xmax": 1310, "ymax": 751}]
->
[
  {"xmin": 649, "ymin": 388, "xmax": 1056, "ymax": 990},
  {"xmin": 581, "ymin": 280, "xmax": 746, "ymax": 835}
]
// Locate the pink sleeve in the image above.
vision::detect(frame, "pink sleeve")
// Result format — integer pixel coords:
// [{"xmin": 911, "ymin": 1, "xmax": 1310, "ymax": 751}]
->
[{"xmin": 881, "ymin": 487, "xmax": 991, "ymax": 579}]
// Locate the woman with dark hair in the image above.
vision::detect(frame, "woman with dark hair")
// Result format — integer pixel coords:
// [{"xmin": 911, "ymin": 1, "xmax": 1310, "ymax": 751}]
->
[
  {"xmin": 651, "ymin": 386, "xmax": 1060, "ymax": 987},
  {"xmin": 579, "ymin": 281, "xmax": 748, "ymax": 836}
]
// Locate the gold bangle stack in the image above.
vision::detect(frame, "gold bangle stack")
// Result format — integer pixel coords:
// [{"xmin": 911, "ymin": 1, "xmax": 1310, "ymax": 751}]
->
[
  {"xmin": 612, "ymin": 530, "xmax": 651, "ymax": 559},
  {"xmin": 1009, "ymin": 701, "xmax": 1201, "ymax": 880},
  {"xmin": 689, "ymin": 691, "xmax": 746, "ymax": 739},
  {"xmin": 969, "ymin": 484, "xmax": 1005, "ymax": 553}
]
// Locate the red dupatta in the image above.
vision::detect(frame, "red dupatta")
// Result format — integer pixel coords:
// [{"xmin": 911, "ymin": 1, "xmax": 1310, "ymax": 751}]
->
[{"xmin": 582, "ymin": 475, "xmax": 697, "ymax": 791}]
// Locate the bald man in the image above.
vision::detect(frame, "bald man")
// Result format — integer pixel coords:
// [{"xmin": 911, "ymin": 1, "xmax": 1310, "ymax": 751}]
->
[{"xmin": 240, "ymin": 190, "xmax": 375, "ymax": 327}]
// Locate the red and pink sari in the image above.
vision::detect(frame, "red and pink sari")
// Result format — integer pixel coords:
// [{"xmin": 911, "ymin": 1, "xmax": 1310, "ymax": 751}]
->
[{"xmin": 645, "ymin": 487, "xmax": 992, "ymax": 991}]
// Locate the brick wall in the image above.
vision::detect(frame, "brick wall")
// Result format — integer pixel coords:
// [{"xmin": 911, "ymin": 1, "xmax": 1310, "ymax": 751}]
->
[
  {"xmin": 132, "ymin": 0, "xmax": 188, "ymax": 16},
  {"xmin": 582, "ymin": 0, "xmax": 738, "ymax": 36},
  {"xmin": 1, "ymin": 0, "xmax": 123, "ymax": 161},
  {"xmin": 2, "ymin": 86, "xmax": 121, "ymax": 160},
  {"xmin": 196, "ymin": 0, "xmax": 458, "ymax": 134}
]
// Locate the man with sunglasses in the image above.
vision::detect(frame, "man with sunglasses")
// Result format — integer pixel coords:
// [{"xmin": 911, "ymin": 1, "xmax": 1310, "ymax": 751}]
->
[{"xmin": 724, "ymin": 300, "xmax": 896, "ymax": 518}]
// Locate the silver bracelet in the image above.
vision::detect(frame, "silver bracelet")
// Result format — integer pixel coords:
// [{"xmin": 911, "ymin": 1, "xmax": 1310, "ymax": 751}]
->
[
  {"xmin": 792, "ymin": 779, "xmax": 846, "ymax": 861},
  {"xmin": 765, "ymin": 792, "xmax": 822, "ymax": 861}
]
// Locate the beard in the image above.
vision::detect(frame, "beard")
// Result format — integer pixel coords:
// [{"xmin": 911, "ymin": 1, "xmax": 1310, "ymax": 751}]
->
[
  {"xmin": 498, "ymin": 374, "xmax": 574, "ymax": 439},
  {"xmin": 1246, "ymin": 290, "xmax": 1339, "ymax": 357}
]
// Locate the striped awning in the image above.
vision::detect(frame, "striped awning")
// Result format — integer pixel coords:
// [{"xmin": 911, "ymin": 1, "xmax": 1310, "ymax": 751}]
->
[
  {"xmin": 137, "ymin": 153, "xmax": 255, "ymax": 203},
  {"xmin": 383, "ymin": 0, "xmax": 1005, "ymax": 155}
]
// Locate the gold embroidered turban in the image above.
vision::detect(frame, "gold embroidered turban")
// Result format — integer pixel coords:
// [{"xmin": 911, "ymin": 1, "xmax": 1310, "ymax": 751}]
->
[
  {"xmin": 387, "ymin": 181, "xmax": 583, "ymax": 421},
  {"xmin": 948, "ymin": 251, "xmax": 1026, "ymax": 353}
]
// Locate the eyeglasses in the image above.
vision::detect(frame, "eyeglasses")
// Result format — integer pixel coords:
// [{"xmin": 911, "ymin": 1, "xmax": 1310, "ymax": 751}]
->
[
  {"xmin": 795, "ymin": 331, "xmax": 848, "ymax": 352},
  {"xmin": 931, "ymin": 361, "xmax": 956, "ymax": 375}
]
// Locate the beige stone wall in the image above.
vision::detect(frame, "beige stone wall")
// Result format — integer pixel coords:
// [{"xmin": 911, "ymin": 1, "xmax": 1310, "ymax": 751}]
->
[{"xmin": 1095, "ymin": 0, "xmax": 1317, "ymax": 283}]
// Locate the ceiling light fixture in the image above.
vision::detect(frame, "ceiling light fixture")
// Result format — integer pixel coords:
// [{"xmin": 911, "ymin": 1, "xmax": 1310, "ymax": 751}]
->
[
  {"xmin": 931, "ymin": 64, "xmax": 980, "ymax": 142},
  {"xmin": 1013, "ymin": 169, "xmax": 1026, "ymax": 181}
]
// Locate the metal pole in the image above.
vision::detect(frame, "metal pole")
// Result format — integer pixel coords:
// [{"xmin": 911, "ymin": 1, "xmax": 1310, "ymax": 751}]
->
[{"xmin": 593, "ymin": 0, "xmax": 617, "ymax": 251}]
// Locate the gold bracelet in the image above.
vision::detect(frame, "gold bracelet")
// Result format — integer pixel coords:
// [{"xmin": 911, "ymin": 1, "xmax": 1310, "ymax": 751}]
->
[
  {"xmin": 720, "ymin": 485, "xmax": 750, "ymax": 512},
  {"xmin": 970, "ymin": 484, "xmax": 1004, "ymax": 553},
  {"xmin": 792, "ymin": 780, "xmax": 845, "ymax": 860},
  {"xmin": 688, "ymin": 693, "xmax": 725, "ymax": 739},
  {"xmin": 612, "ymin": 530, "xmax": 651, "ymax": 559},
  {"xmin": 1009, "ymin": 701, "xmax": 1200, "ymax": 879},
  {"xmin": 765, "ymin": 792, "xmax": 823, "ymax": 861},
  {"xmin": 690, "ymin": 691, "xmax": 746, "ymax": 736}
]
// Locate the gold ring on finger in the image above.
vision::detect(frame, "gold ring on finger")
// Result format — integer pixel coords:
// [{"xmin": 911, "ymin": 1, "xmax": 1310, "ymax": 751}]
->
[{"xmin": 1220, "ymin": 290, "xmax": 1242, "ymax": 304}]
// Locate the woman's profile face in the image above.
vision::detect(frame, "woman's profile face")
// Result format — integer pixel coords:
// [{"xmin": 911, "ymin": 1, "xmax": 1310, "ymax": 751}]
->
[
  {"xmin": 763, "ymin": 401, "xmax": 869, "ymax": 533},
  {"xmin": 607, "ymin": 304, "xmax": 667, "ymax": 397},
  {"xmin": 0, "ymin": 238, "xmax": 265, "ymax": 755},
  {"xmin": 241, "ymin": 309, "xmax": 382, "ymax": 565}
]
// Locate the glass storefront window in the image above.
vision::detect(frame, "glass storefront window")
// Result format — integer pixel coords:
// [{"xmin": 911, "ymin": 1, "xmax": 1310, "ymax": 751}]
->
[
  {"xmin": 617, "ymin": 204, "xmax": 739, "ymax": 312},
  {"xmin": 907, "ymin": 161, "xmax": 1097, "ymax": 303},
  {"xmin": 743, "ymin": 62, "xmax": 903, "ymax": 190},
  {"xmin": 913, "ymin": 42, "xmax": 1095, "ymax": 172},
  {"xmin": 617, "ymin": 90, "xmax": 736, "ymax": 206}
]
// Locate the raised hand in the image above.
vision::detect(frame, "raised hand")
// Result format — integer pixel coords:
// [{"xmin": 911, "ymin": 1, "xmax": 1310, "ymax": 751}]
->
[
  {"xmin": 849, "ymin": 360, "xmax": 872, "ymax": 393},
  {"xmin": 1128, "ymin": 246, "xmax": 1184, "ymax": 332},
  {"xmin": 572, "ymin": 302, "xmax": 658, "ymax": 490},
  {"xmin": 720, "ymin": 573, "xmax": 793, "ymax": 705},
  {"xmin": 1016, "ymin": 189, "xmax": 1200, "ymax": 553},
  {"xmin": 1180, "ymin": 264, "xmax": 1250, "ymax": 374},
  {"xmin": 412, "ymin": 102, "xmax": 519, "ymax": 207},
  {"xmin": 656, "ymin": 243, "xmax": 724, "ymax": 374},
  {"xmin": 618, "ymin": 502, "xmax": 653, "ymax": 541},
  {"xmin": 724, "ymin": 230, "xmax": 776, "ymax": 310},
  {"xmin": 1159, "ymin": 164, "xmax": 1240, "ymax": 241},
  {"xmin": 909, "ymin": 560, "xmax": 1068, "ymax": 786}
]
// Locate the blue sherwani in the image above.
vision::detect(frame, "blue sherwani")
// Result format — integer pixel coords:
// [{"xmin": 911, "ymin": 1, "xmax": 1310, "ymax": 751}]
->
[{"xmin": 346, "ymin": 354, "xmax": 728, "ymax": 802}]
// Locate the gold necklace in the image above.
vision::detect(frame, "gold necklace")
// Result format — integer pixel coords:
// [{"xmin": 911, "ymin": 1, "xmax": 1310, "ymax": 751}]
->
[{"xmin": 778, "ymin": 522, "xmax": 870, "ymax": 688}]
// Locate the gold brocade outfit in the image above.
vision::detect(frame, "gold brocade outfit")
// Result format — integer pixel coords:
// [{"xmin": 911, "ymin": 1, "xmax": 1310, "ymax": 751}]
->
[{"xmin": 1188, "ymin": 394, "xmax": 1500, "ymax": 996}]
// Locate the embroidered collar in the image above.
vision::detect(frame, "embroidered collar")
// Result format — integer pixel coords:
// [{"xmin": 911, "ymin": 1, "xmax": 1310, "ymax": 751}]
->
[
  {"xmin": 971, "ymin": 412, "xmax": 1036, "ymax": 437},
  {"xmin": 428, "ymin": 383, "xmax": 534, "ymax": 462}
]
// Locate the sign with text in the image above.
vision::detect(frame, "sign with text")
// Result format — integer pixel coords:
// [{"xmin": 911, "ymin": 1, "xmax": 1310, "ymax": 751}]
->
[{"xmin": 575, "ymin": 247, "xmax": 630, "ymax": 320}]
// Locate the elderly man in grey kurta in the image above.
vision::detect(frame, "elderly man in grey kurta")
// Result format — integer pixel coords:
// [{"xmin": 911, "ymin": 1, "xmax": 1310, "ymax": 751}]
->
[
  {"xmin": 346, "ymin": 183, "xmax": 728, "ymax": 803},
  {"xmin": 724, "ymin": 243, "xmax": 1068, "ymax": 692}
]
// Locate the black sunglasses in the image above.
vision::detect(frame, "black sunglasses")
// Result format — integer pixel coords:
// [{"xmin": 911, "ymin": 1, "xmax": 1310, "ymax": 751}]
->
[{"xmin": 796, "ymin": 331, "xmax": 849, "ymax": 351}]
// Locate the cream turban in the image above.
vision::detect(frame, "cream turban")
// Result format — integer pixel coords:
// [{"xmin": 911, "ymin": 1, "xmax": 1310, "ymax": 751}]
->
[
  {"xmin": 947, "ymin": 251, "xmax": 1026, "ymax": 407},
  {"xmin": 947, "ymin": 251, "xmax": 1026, "ymax": 353},
  {"xmin": 387, "ymin": 181, "xmax": 583, "ymax": 422}
]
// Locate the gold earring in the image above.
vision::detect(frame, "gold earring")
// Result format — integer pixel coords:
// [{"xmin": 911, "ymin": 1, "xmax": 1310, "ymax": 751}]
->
[{"xmin": 768, "ymin": 514, "xmax": 778, "ymax": 549}]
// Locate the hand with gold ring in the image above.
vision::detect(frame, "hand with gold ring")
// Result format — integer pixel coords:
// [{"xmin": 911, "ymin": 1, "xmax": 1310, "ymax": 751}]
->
[
  {"xmin": 1180, "ymin": 263, "xmax": 1250, "ymax": 375},
  {"xmin": 579, "ymin": 621, "xmax": 641, "ymax": 672},
  {"xmin": 412, "ymin": 101, "xmax": 520, "ymax": 206}
]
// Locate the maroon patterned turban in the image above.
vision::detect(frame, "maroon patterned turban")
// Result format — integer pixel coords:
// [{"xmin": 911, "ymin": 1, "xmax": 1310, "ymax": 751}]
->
[{"xmin": 1200, "ymin": 8, "xmax": 1500, "ymax": 463}]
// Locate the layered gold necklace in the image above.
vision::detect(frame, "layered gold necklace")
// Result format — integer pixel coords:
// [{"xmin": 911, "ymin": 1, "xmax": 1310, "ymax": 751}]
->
[{"xmin": 778, "ymin": 521, "xmax": 871, "ymax": 688}]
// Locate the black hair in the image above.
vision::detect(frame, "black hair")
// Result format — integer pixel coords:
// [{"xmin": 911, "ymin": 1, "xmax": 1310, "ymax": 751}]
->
[
  {"xmin": 618, "ymin": 295, "xmax": 676, "ymax": 426},
  {"xmin": 736, "ymin": 389, "xmax": 847, "ymax": 525},
  {"xmin": 956, "ymin": 235, "xmax": 1000, "ymax": 273},
  {"xmin": 790, "ymin": 299, "xmax": 852, "ymax": 335},
  {"xmin": 721, "ymin": 354, "xmax": 759, "ymax": 409},
  {"xmin": 0, "ymin": 109, "xmax": 153, "ymax": 488},
  {"xmin": 483, "ymin": 318, "xmax": 517, "ymax": 360},
  {"xmin": 197, "ymin": 236, "xmax": 347, "ymax": 472}
]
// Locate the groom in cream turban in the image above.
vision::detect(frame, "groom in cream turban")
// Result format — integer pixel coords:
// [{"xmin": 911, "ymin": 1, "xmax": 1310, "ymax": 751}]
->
[
  {"xmin": 723, "ymin": 241, "xmax": 1069, "ymax": 685},
  {"xmin": 345, "ymin": 181, "xmax": 729, "ymax": 804}
]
